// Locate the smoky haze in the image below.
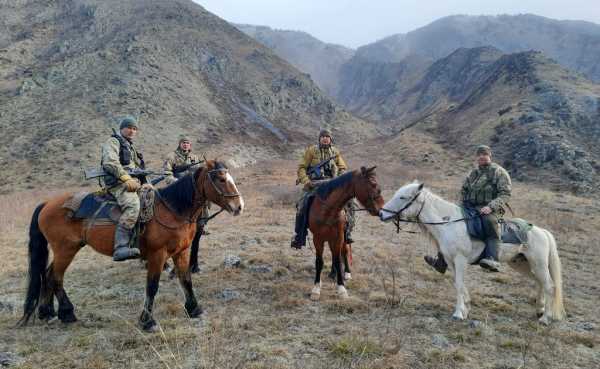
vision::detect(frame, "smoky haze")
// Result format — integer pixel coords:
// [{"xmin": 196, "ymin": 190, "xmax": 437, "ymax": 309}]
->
[{"xmin": 194, "ymin": 0, "xmax": 600, "ymax": 48}]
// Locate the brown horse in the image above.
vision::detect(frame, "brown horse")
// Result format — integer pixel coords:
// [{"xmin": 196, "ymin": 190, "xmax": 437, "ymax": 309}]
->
[
  {"xmin": 308, "ymin": 166, "xmax": 384, "ymax": 300},
  {"xmin": 18, "ymin": 160, "xmax": 243, "ymax": 332}
]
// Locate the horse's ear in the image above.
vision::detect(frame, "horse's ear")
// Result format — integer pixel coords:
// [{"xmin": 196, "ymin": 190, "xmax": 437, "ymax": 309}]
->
[
  {"xmin": 360, "ymin": 166, "xmax": 367, "ymax": 176},
  {"xmin": 418, "ymin": 183, "xmax": 425, "ymax": 191},
  {"xmin": 367, "ymin": 166, "xmax": 377, "ymax": 173}
]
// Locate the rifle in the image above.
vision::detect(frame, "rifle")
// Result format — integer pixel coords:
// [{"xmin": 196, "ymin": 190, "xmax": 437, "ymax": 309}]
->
[
  {"xmin": 150, "ymin": 161, "xmax": 204, "ymax": 186},
  {"xmin": 296, "ymin": 154, "xmax": 338, "ymax": 185},
  {"xmin": 83, "ymin": 167, "xmax": 161, "ymax": 181}
]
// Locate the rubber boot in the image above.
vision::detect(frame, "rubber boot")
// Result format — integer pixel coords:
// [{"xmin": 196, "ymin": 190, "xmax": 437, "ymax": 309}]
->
[
  {"xmin": 480, "ymin": 238, "xmax": 501, "ymax": 272},
  {"xmin": 424, "ymin": 251, "xmax": 448, "ymax": 274}
]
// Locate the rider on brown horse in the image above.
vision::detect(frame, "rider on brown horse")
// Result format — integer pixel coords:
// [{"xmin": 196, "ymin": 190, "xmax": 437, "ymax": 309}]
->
[
  {"xmin": 162, "ymin": 136, "xmax": 209, "ymax": 273},
  {"xmin": 291, "ymin": 128, "xmax": 355, "ymax": 249},
  {"xmin": 100, "ymin": 116, "xmax": 144, "ymax": 261}
]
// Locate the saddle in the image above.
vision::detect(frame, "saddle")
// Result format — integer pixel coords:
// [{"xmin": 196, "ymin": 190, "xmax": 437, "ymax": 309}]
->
[
  {"xmin": 63, "ymin": 186, "xmax": 155, "ymax": 225},
  {"xmin": 462, "ymin": 207, "xmax": 532, "ymax": 244}
]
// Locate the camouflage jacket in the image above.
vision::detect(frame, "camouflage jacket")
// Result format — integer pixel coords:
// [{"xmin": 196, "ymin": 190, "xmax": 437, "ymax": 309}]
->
[
  {"xmin": 461, "ymin": 162, "xmax": 512, "ymax": 213},
  {"xmin": 101, "ymin": 134, "xmax": 143, "ymax": 188},
  {"xmin": 297, "ymin": 144, "xmax": 347, "ymax": 186},
  {"xmin": 162, "ymin": 148, "xmax": 201, "ymax": 184}
]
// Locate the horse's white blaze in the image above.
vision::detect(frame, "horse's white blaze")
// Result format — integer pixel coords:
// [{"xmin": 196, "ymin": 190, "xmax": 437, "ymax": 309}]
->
[
  {"xmin": 382, "ymin": 183, "xmax": 565, "ymax": 322},
  {"xmin": 225, "ymin": 172, "xmax": 244, "ymax": 213}
]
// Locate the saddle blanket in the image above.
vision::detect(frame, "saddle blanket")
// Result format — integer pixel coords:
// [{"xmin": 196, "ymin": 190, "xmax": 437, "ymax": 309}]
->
[{"xmin": 62, "ymin": 185, "xmax": 155, "ymax": 224}]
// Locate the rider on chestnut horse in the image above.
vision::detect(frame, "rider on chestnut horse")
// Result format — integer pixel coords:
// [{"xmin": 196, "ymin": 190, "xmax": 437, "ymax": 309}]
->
[{"xmin": 291, "ymin": 129, "xmax": 356, "ymax": 249}]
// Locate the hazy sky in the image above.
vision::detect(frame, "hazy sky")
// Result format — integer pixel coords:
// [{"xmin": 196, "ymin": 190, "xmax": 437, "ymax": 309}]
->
[{"xmin": 194, "ymin": 0, "xmax": 600, "ymax": 48}]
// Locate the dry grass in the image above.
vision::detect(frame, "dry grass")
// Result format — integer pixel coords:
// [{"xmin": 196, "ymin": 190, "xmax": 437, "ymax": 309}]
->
[{"xmin": 1, "ymin": 152, "xmax": 599, "ymax": 368}]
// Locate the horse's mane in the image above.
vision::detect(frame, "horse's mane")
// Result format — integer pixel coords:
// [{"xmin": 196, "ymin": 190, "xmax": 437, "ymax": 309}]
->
[
  {"xmin": 157, "ymin": 169, "xmax": 199, "ymax": 215},
  {"xmin": 315, "ymin": 172, "xmax": 354, "ymax": 200}
]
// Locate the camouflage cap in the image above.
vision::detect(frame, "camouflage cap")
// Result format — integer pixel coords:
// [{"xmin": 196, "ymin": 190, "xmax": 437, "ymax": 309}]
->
[
  {"xmin": 319, "ymin": 128, "xmax": 333, "ymax": 139},
  {"xmin": 119, "ymin": 116, "xmax": 138, "ymax": 130},
  {"xmin": 178, "ymin": 135, "xmax": 191, "ymax": 144},
  {"xmin": 476, "ymin": 145, "xmax": 492, "ymax": 156}
]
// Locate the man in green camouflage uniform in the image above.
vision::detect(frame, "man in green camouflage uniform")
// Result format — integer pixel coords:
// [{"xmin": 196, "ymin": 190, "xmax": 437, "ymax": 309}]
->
[
  {"xmin": 425, "ymin": 145, "xmax": 512, "ymax": 273},
  {"xmin": 162, "ymin": 136, "xmax": 208, "ymax": 273},
  {"xmin": 291, "ymin": 129, "xmax": 356, "ymax": 249},
  {"xmin": 101, "ymin": 116, "xmax": 144, "ymax": 261}
]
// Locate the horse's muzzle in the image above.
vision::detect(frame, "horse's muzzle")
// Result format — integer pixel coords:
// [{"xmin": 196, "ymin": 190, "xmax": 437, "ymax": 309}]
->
[{"xmin": 379, "ymin": 210, "xmax": 394, "ymax": 222}]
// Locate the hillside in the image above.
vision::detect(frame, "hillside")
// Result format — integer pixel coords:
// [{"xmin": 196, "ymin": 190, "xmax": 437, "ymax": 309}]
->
[
  {"xmin": 0, "ymin": 0, "xmax": 370, "ymax": 194},
  {"xmin": 235, "ymin": 24, "xmax": 354, "ymax": 98}
]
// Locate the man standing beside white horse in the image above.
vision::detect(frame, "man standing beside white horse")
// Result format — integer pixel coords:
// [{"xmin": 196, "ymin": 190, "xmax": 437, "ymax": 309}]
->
[{"xmin": 379, "ymin": 145, "xmax": 565, "ymax": 324}]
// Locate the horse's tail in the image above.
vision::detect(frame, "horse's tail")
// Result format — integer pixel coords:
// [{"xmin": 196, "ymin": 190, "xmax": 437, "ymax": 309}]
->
[
  {"xmin": 18, "ymin": 203, "xmax": 48, "ymax": 326},
  {"xmin": 545, "ymin": 229, "xmax": 566, "ymax": 321}
]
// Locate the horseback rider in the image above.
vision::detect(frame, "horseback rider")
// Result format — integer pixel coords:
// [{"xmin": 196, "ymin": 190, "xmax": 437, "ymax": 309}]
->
[
  {"xmin": 162, "ymin": 136, "xmax": 209, "ymax": 273},
  {"xmin": 425, "ymin": 145, "xmax": 512, "ymax": 273},
  {"xmin": 290, "ymin": 129, "xmax": 355, "ymax": 249},
  {"xmin": 100, "ymin": 116, "xmax": 144, "ymax": 261},
  {"xmin": 162, "ymin": 136, "xmax": 202, "ymax": 185}
]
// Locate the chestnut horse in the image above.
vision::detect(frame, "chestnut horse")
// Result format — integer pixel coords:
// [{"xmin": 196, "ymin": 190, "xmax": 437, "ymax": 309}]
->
[
  {"xmin": 308, "ymin": 167, "xmax": 384, "ymax": 300},
  {"xmin": 18, "ymin": 160, "xmax": 243, "ymax": 332}
]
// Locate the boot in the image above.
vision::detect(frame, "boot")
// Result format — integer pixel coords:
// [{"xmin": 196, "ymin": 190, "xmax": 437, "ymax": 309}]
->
[
  {"xmin": 290, "ymin": 203, "xmax": 307, "ymax": 249},
  {"xmin": 424, "ymin": 251, "xmax": 447, "ymax": 274},
  {"xmin": 113, "ymin": 224, "xmax": 141, "ymax": 261},
  {"xmin": 480, "ymin": 238, "xmax": 501, "ymax": 272}
]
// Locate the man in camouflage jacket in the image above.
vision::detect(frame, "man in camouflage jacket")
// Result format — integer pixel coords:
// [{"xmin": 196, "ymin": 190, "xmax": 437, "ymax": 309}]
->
[
  {"xmin": 425, "ymin": 145, "xmax": 512, "ymax": 273},
  {"xmin": 291, "ymin": 129, "xmax": 356, "ymax": 249},
  {"xmin": 162, "ymin": 136, "xmax": 208, "ymax": 273},
  {"xmin": 101, "ymin": 116, "xmax": 144, "ymax": 261}
]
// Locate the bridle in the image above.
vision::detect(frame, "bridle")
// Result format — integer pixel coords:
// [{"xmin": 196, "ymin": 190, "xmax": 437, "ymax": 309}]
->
[
  {"xmin": 154, "ymin": 166, "xmax": 240, "ymax": 229},
  {"xmin": 382, "ymin": 190, "xmax": 477, "ymax": 233},
  {"xmin": 208, "ymin": 168, "xmax": 241, "ymax": 198}
]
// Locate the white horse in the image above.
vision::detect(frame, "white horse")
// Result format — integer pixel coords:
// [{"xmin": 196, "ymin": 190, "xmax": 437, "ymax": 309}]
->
[{"xmin": 379, "ymin": 182, "xmax": 565, "ymax": 324}]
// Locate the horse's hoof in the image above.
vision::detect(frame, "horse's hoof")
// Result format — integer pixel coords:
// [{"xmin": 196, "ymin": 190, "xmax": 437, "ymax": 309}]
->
[
  {"xmin": 344, "ymin": 272, "xmax": 352, "ymax": 281},
  {"xmin": 451, "ymin": 314, "xmax": 465, "ymax": 321},
  {"xmin": 190, "ymin": 264, "xmax": 200, "ymax": 274},
  {"xmin": 38, "ymin": 306, "xmax": 57, "ymax": 321},
  {"xmin": 336, "ymin": 286, "xmax": 349, "ymax": 299},
  {"xmin": 538, "ymin": 316, "xmax": 550, "ymax": 326},
  {"xmin": 536, "ymin": 312, "xmax": 544, "ymax": 319},
  {"xmin": 58, "ymin": 311, "xmax": 78, "ymax": 324},
  {"xmin": 186, "ymin": 305, "xmax": 203, "ymax": 318},
  {"xmin": 310, "ymin": 292, "xmax": 321, "ymax": 301},
  {"xmin": 141, "ymin": 319, "xmax": 158, "ymax": 332}
]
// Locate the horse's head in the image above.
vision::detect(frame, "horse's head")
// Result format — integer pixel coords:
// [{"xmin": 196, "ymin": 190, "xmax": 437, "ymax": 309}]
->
[
  {"xmin": 379, "ymin": 181, "xmax": 424, "ymax": 222},
  {"xmin": 199, "ymin": 160, "xmax": 244, "ymax": 216},
  {"xmin": 353, "ymin": 166, "xmax": 384, "ymax": 216}
]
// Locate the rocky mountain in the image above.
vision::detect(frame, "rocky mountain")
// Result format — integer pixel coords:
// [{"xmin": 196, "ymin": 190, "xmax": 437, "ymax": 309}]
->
[
  {"xmin": 348, "ymin": 14, "xmax": 600, "ymax": 82},
  {"xmin": 369, "ymin": 47, "xmax": 600, "ymax": 191},
  {"xmin": 234, "ymin": 24, "xmax": 354, "ymax": 97},
  {"xmin": 0, "ymin": 0, "xmax": 370, "ymax": 193}
]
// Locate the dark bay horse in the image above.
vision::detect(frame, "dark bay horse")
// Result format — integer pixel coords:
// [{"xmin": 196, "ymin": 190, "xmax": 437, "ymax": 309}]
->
[
  {"xmin": 19, "ymin": 160, "xmax": 243, "ymax": 332},
  {"xmin": 308, "ymin": 167, "xmax": 384, "ymax": 300}
]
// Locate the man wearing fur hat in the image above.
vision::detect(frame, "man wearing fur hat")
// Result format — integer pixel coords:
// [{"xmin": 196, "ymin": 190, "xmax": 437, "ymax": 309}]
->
[
  {"xmin": 101, "ymin": 116, "xmax": 144, "ymax": 261},
  {"xmin": 291, "ymin": 129, "xmax": 355, "ymax": 249},
  {"xmin": 424, "ymin": 145, "xmax": 512, "ymax": 273}
]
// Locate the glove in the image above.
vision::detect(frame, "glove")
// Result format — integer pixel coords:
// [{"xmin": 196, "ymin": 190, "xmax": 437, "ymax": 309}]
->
[
  {"xmin": 303, "ymin": 181, "xmax": 315, "ymax": 191},
  {"xmin": 120, "ymin": 175, "xmax": 141, "ymax": 192}
]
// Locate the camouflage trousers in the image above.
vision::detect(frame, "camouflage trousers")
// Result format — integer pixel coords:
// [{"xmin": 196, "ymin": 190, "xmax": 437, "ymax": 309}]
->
[{"xmin": 108, "ymin": 182, "xmax": 140, "ymax": 229}]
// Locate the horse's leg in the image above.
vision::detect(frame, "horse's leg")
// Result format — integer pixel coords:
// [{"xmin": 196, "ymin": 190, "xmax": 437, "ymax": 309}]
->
[
  {"xmin": 140, "ymin": 249, "xmax": 167, "ymax": 332},
  {"xmin": 311, "ymin": 236, "xmax": 324, "ymax": 301},
  {"xmin": 172, "ymin": 249, "xmax": 202, "ymax": 318},
  {"xmin": 189, "ymin": 228, "xmax": 203, "ymax": 273},
  {"xmin": 451, "ymin": 254, "xmax": 469, "ymax": 320},
  {"xmin": 342, "ymin": 243, "xmax": 352, "ymax": 281},
  {"xmin": 530, "ymin": 262, "xmax": 554, "ymax": 325},
  {"xmin": 51, "ymin": 247, "xmax": 80, "ymax": 323},
  {"xmin": 37, "ymin": 264, "xmax": 56, "ymax": 321},
  {"xmin": 331, "ymin": 234, "xmax": 348, "ymax": 299}
]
